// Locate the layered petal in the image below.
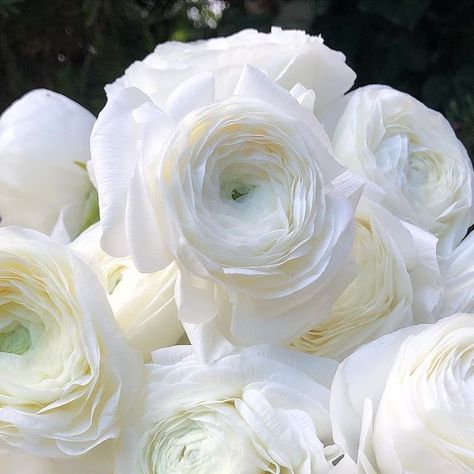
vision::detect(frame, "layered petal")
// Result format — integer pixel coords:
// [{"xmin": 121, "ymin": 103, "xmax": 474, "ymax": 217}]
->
[
  {"xmin": 292, "ymin": 198, "xmax": 442, "ymax": 360},
  {"xmin": 92, "ymin": 65, "xmax": 359, "ymax": 346},
  {"xmin": 116, "ymin": 344, "xmax": 352, "ymax": 474},
  {"xmin": 0, "ymin": 90, "xmax": 95, "ymax": 239},
  {"xmin": 0, "ymin": 227, "xmax": 142, "ymax": 457},
  {"xmin": 326, "ymin": 85, "xmax": 474, "ymax": 256},
  {"xmin": 331, "ymin": 315, "xmax": 474, "ymax": 473},
  {"xmin": 71, "ymin": 224, "xmax": 184, "ymax": 361},
  {"xmin": 106, "ymin": 27, "xmax": 355, "ymax": 113},
  {"xmin": 438, "ymin": 231, "xmax": 474, "ymax": 316}
]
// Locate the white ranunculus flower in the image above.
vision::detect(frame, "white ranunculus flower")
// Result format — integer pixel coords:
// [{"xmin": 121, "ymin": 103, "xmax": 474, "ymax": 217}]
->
[
  {"xmin": 117, "ymin": 344, "xmax": 355, "ymax": 474},
  {"xmin": 107, "ymin": 27, "xmax": 355, "ymax": 113},
  {"xmin": 331, "ymin": 314, "xmax": 474, "ymax": 473},
  {"xmin": 0, "ymin": 89, "xmax": 97, "ymax": 240},
  {"xmin": 291, "ymin": 198, "xmax": 442, "ymax": 360},
  {"xmin": 91, "ymin": 65, "xmax": 358, "ymax": 345},
  {"xmin": 438, "ymin": 232, "xmax": 474, "ymax": 317},
  {"xmin": 0, "ymin": 227, "xmax": 141, "ymax": 458},
  {"xmin": 71, "ymin": 224, "xmax": 184, "ymax": 360},
  {"xmin": 326, "ymin": 85, "xmax": 474, "ymax": 256}
]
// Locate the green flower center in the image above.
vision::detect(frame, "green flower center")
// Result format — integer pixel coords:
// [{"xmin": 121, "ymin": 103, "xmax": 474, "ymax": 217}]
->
[
  {"xmin": 231, "ymin": 184, "xmax": 255, "ymax": 201},
  {"xmin": 222, "ymin": 178, "xmax": 257, "ymax": 203},
  {"xmin": 0, "ymin": 323, "xmax": 32, "ymax": 355}
]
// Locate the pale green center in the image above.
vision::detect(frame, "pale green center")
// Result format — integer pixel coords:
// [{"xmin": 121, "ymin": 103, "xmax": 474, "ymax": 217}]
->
[
  {"xmin": 231, "ymin": 183, "xmax": 255, "ymax": 202},
  {"xmin": 106, "ymin": 265, "xmax": 126, "ymax": 295},
  {"xmin": 221, "ymin": 177, "xmax": 257, "ymax": 204},
  {"xmin": 0, "ymin": 323, "xmax": 32, "ymax": 355}
]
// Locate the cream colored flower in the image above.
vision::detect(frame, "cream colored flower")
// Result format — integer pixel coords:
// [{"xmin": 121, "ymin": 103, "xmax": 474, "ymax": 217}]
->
[
  {"xmin": 116, "ymin": 344, "xmax": 355, "ymax": 474},
  {"xmin": 91, "ymin": 66, "xmax": 359, "ymax": 346},
  {"xmin": 331, "ymin": 314, "xmax": 474, "ymax": 473},
  {"xmin": 107, "ymin": 27, "xmax": 355, "ymax": 113},
  {"xmin": 0, "ymin": 89, "xmax": 96, "ymax": 240},
  {"xmin": 71, "ymin": 224, "xmax": 184, "ymax": 360},
  {"xmin": 327, "ymin": 85, "xmax": 474, "ymax": 255},
  {"xmin": 0, "ymin": 226, "xmax": 141, "ymax": 457},
  {"xmin": 292, "ymin": 198, "xmax": 442, "ymax": 360}
]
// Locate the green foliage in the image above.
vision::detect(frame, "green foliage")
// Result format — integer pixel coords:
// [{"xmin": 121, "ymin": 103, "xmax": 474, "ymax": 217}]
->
[
  {"xmin": 0, "ymin": 0, "xmax": 24, "ymax": 18},
  {"xmin": 1, "ymin": 0, "xmax": 473, "ymax": 156}
]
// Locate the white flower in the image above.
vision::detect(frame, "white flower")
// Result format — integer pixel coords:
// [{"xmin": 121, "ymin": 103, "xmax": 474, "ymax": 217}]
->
[
  {"xmin": 0, "ymin": 226, "xmax": 141, "ymax": 457},
  {"xmin": 107, "ymin": 27, "xmax": 355, "ymax": 113},
  {"xmin": 0, "ymin": 89, "xmax": 96, "ymax": 240},
  {"xmin": 291, "ymin": 198, "xmax": 442, "ymax": 360},
  {"xmin": 331, "ymin": 314, "xmax": 474, "ymax": 473},
  {"xmin": 91, "ymin": 66, "xmax": 358, "ymax": 345},
  {"xmin": 116, "ymin": 344, "xmax": 355, "ymax": 474},
  {"xmin": 71, "ymin": 224, "xmax": 184, "ymax": 360},
  {"xmin": 326, "ymin": 85, "xmax": 474, "ymax": 255},
  {"xmin": 438, "ymin": 232, "xmax": 474, "ymax": 317}
]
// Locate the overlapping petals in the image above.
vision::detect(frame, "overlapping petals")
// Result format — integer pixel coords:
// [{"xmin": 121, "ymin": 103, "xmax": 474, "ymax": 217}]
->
[
  {"xmin": 0, "ymin": 227, "xmax": 141, "ymax": 458},
  {"xmin": 438, "ymin": 232, "xmax": 474, "ymax": 316},
  {"xmin": 106, "ymin": 27, "xmax": 355, "ymax": 113},
  {"xmin": 331, "ymin": 314, "xmax": 474, "ymax": 473},
  {"xmin": 91, "ymin": 65, "xmax": 359, "ymax": 345},
  {"xmin": 326, "ymin": 85, "xmax": 474, "ymax": 255},
  {"xmin": 0, "ymin": 89, "xmax": 95, "ymax": 240},
  {"xmin": 116, "ymin": 344, "xmax": 355, "ymax": 474},
  {"xmin": 71, "ymin": 224, "xmax": 184, "ymax": 359},
  {"xmin": 292, "ymin": 198, "xmax": 442, "ymax": 360}
]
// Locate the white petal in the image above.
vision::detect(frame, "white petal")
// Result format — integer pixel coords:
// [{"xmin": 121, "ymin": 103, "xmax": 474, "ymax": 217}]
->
[
  {"xmin": 330, "ymin": 325, "xmax": 426, "ymax": 460},
  {"xmin": 166, "ymin": 72, "xmax": 215, "ymax": 122},
  {"xmin": 126, "ymin": 160, "xmax": 173, "ymax": 272},
  {"xmin": 175, "ymin": 269, "xmax": 219, "ymax": 324},
  {"xmin": 90, "ymin": 87, "xmax": 149, "ymax": 256}
]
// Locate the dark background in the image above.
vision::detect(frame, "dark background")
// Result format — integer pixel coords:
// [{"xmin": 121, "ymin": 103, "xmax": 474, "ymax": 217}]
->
[{"xmin": 1, "ymin": 0, "xmax": 473, "ymax": 155}]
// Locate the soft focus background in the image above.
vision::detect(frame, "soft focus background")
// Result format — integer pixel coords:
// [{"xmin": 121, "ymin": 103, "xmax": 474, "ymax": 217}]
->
[{"xmin": 1, "ymin": 0, "xmax": 473, "ymax": 155}]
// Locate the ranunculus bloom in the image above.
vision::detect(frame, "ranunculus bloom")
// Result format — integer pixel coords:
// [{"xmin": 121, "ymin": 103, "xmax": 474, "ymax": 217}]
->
[
  {"xmin": 71, "ymin": 224, "xmax": 184, "ymax": 360},
  {"xmin": 291, "ymin": 198, "xmax": 442, "ymax": 360},
  {"xmin": 0, "ymin": 227, "xmax": 141, "ymax": 458},
  {"xmin": 91, "ymin": 66, "xmax": 358, "ymax": 345},
  {"xmin": 331, "ymin": 314, "xmax": 474, "ymax": 473},
  {"xmin": 106, "ymin": 27, "xmax": 355, "ymax": 113},
  {"xmin": 326, "ymin": 85, "xmax": 474, "ymax": 255},
  {"xmin": 437, "ymin": 231, "xmax": 474, "ymax": 316},
  {"xmin": 0, "ymin": 89, "xmax": 96, "ymax": 240},
  {"xmin": 116, "ymin": 344, "xmax": 355, "ymax": 474}
]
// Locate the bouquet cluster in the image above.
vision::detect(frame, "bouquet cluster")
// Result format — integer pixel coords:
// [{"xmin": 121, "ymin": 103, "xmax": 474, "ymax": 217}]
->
[{"xmin": 0, "ymin": 28, "xmax": 473, "ymax": 474}]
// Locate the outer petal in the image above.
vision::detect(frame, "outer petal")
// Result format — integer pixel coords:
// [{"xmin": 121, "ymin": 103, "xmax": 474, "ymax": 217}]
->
[
  {"xmin": 438, "ymin": 231, "xmax": 474, "ymax": 316},
  {"xmin": 107, "ymin": 27, "xmax": 355, "ymax": 112},
  {"xmin": 90, "ymin": 87, "xmax": 149, "ymax": 256},
  {"xmin": 0, "ymin": 89, "xmax": 94, "ymax": 165},
  {"xmin": 166, "ymin": 72, "xmax": 215, "ymax": 123},
  {"xmin": 275, "ymin": 39, "xmax": 356, "ymax": 112},
  {"xmin": 126, "ymin": 159, "xmax": 173, "ymax": 272},
  {"xmin": 0, "ymin": 89, "xmax": 95, "ymax": 237},
  {"xmin": 71, "ymin": 224, "xmax": 183, "ymax": 361},
  {"xmin": 330, "ymin": 325, "xmax": 426, "ymax": 461}
]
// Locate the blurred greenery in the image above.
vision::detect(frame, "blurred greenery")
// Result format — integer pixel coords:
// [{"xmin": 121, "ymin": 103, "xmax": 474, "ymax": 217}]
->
[{"xmin": 1, "ymin": 0, "xmax": 473, "ymax": 155}]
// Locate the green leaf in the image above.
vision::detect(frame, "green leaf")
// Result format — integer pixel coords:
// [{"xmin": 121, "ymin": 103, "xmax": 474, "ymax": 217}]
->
[{"xmin": 79, "ymin": 187, "xmax": 100, "ymax": 234}]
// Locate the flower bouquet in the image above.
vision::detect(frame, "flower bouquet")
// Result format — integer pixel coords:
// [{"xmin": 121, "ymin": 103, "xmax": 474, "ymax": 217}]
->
[{"xmin": 0, "ymin": 28, "xmax": 472, "ymax": 474}]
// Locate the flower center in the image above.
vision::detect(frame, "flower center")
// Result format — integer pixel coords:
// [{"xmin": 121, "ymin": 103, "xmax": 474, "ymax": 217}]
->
[
  {"xmin": 231, "ymin": 183, "xmax": 256, "ymax": 202},
  {"xmin": 222, "ymin": 178, "xmax": 257, "ymax": 203},
  {"xmin": 0, "ymin": 322, "xmax": 32, "ymax": 355}
]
